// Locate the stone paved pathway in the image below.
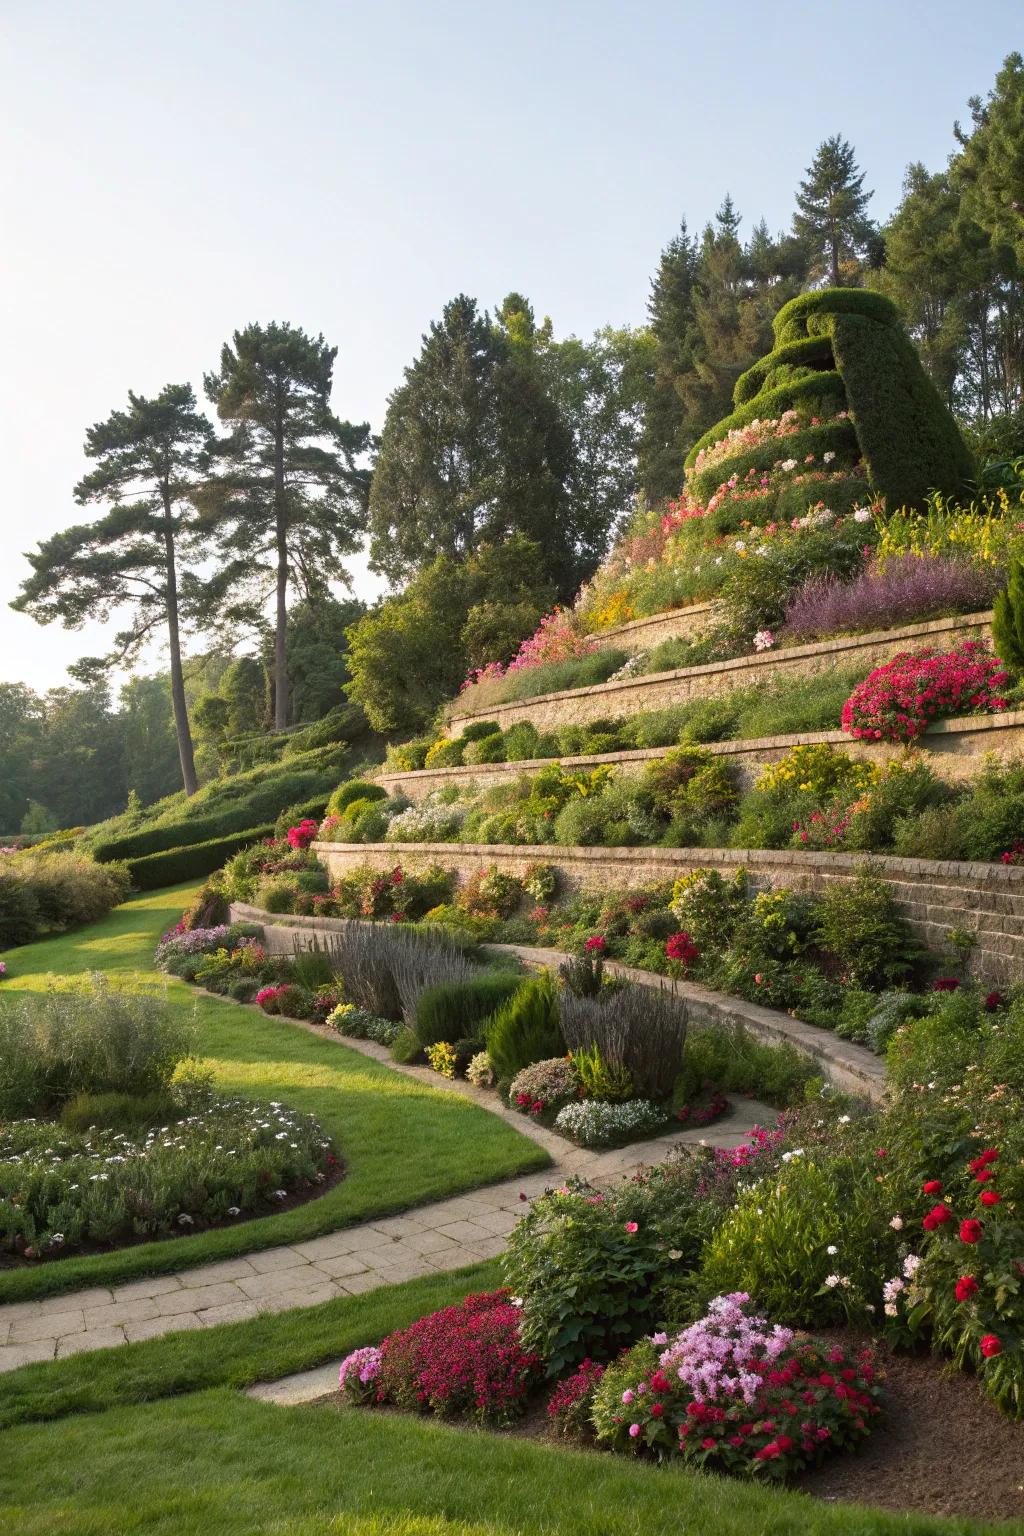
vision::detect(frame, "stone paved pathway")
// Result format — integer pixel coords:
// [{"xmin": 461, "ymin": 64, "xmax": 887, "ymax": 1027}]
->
[{"xmin": 0, "ymin": 1026, "xmax": 772, "ymax": 1374}]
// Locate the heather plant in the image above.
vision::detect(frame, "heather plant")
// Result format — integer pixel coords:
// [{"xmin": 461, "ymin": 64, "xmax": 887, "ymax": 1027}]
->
[
  {"xmin": 783, "ymin": 553, "xmax": 1001, "ymax": 640},
  {"xmin": 841, "ymin": 640, "xmax": 1010, "ymax": 742},
  {"xmin": 367, "ymin": 1289, "xmax": 540, "ymax": 1425}
]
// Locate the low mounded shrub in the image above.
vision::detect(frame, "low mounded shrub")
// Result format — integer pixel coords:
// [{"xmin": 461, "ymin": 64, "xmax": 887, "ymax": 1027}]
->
[
  {"xmin": 842, "ymin": 641, "xmax": 1010, "ymax": 742},
  {"xmin": 414, "ymin": 972, "xmax": 524, "ymax": 1048}
]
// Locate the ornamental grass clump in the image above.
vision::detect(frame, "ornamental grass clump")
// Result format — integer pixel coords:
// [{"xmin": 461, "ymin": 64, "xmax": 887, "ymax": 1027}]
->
[
  {"xmin": 339, "ymin": 1290, "xmax": 540, "ymax": 1426},
  {"xmin": 559, "ymin": 984, "xmax": 687, "ymax": 1101},
  {"xmin": 591, "ymin": 1292, "xmax": 881, "ymax": 1478},
  {"xmin": 841, "ymin": 641, "xmax": 1010, "ymax": 742}
]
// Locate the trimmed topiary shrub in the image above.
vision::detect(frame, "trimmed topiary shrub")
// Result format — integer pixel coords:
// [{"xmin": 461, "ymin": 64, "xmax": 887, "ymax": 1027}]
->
[
  {"xmin": 685, "ymin": 288, "xmax": 974, "ymax": 516},
  {"xmin": 485, "ymin": 972, "xmax": 564, "ymax": 1082},
  {"xmin": 325, "ymin": 780, "xmax": 388, "ymax": 818}
]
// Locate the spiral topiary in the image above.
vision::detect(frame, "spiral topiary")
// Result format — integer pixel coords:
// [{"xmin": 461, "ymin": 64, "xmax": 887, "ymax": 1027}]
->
[{"xmin": 684, "ymin": 288, "xmax": 974, "ymax": 521}]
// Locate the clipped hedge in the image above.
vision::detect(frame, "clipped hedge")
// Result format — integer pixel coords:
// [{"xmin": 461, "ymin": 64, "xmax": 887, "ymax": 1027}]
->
[
  {"xmin": 686, "ymin": 288, "xmax": 974, "ymax": 511},
  {"xmin": 125, "ymin": 824, "xmax": 276, "ymax": 891},
  {"xmin": 690, "ymin": 418, "xmax": 860, "ymax": 507}
]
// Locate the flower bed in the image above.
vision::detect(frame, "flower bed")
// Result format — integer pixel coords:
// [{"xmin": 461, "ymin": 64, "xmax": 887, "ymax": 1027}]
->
[
  {"xmin": 0, "ymin": 1098, "xmax": 335, "ymax": 1262},
  {"xmin": 841, "ymin": 641, "xmax": 1010, "ymax": 742}
]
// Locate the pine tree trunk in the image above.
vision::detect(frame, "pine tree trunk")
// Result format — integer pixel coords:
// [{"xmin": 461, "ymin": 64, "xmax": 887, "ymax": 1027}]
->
[
  {"xmin": 162, "ymin": 511, "xmax": 198, "ymax": 796},
  {"xmin": 273, "ymin": 417, "xmax": 289, "ymax": 730},
  {"xmin": 830, "ymin": 232, "xmax": 840, "ymax": 287}
]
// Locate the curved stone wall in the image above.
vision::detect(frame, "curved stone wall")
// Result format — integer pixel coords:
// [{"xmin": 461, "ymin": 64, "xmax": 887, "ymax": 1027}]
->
[{"xmin": 311, "ymin": 840, "xmax": 1024, "ymax": 984}]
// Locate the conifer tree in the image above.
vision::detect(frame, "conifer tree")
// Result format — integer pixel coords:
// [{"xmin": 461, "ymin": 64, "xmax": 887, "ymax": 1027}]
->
[
  {"xmin": 794, "ymin": 135, "xmax": 875, "ymax": 286},
  {"xmin": 201, "ymin": 323, "xmax": 371, "ymax": 729},
  {"xmin": 12, "ymin": 384, "xmax": 212, "ymax": 794}
]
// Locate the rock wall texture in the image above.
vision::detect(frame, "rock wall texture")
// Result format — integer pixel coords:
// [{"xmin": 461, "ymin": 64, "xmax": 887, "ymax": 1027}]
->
[
  {"xmin": 446, "ymin": 612, "xmax": 994, "ymax": 737},
  {"xmin": 586, "ymin": 602, "xmax": 718, "ymax": 653},
  {"xmin": 311, "ymin": 840, "xmax": 1024, "ymax": 984}
]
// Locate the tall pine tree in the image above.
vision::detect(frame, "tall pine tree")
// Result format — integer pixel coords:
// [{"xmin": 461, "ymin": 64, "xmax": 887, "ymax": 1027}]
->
[
  {"xmin": 12, "ymin": 384, "xmax": 212, "ymax": 794},
  {"xmin": 201, "ymin": 323, "xmax": 371, "ymax": 729},
  {"xmin": 794, "ymin": 135, "xmax": 875, "ymax": 286}
]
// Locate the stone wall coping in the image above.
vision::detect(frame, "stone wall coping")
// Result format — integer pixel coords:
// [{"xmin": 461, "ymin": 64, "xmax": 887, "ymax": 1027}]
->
[
  {"xmin": 228, "ymin": 904, "xmax": 885, "ymax": 1100},
  {"xmin": 590, "ymin": 601, "xmax": 717, "ymax": 645},
  {"xmin": 447, "ymin": 609, "xmax": 994, "ymax": 729},
  {"xmin": 311, "ymin": 839, "xmax": 1024, "ymax": 889},
  {"xmin": 374, "ymin": 709, "xmax": 1024, "ymax": 791}
]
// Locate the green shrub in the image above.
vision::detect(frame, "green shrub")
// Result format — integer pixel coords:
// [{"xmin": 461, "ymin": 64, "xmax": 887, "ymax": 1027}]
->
[
  {"xmin": 127, "ymin": 825, "xmax": 276, "ymax": 890},
  {"xmin": 486, "ymin": 972, "xmax": 564, "ymax": 1081},
  {"xmin": 676, "ymin": 1022, "xmax": 818, "ymax": 1107},
  {"xmin": 414, "ymin": 972, "xmax": 525, "ymax": 1048},
  {"xmin": 254, "ymin": 877, "xmax": 302, "ymax": 914},
  {"xmin": 384, "ymin": 738, "xmax": 431, "ymax": 772},
  {"xmin": 326, "ymin": 780, "xmax": 387, "ymax": 817},
  {"xmin": 0, "ymin": 975, "xmax": 195, "ymax": 1117},
  {"xmin": 0, "ymin": 869, "xmax": 41, "ymax": 946},
  {"xmin": 502, "ymin": 721, "xmax": 542, "ymax": 762},
  {"xmin": 993, "ymin": 556, "xmax": 1024, "ymax": 677},
  {"xmin": 814, "ymin": 867, "xmax": 919, "ymax": 989},
  {"xmin": 423, "ymin": 738, "xmax": 464, "ymax": 769},
  {"xmin": 463, "ymin": 732, "xmax": 506, "ymax": 765},
  {"xmin": 461, "ymin": 720, "xmax": 502, "ymax": 743}
]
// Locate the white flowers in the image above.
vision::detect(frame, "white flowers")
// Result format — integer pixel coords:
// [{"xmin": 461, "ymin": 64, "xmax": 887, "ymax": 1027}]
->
[
  {"xmin": 824, "ymin": 1273, "xmax": 852, "ymax": 1290},
  {"xmin": 903, "ymin": 1254, "xmax": 922, "ymax": 1278},
  {"xmin": 781, "ymin": 458, "xmax": 797, "ymax": 472},
  {"xmin": 554, "ymin": 1098, "xmax": 664, "ymax": 1147},
  {"xmin": 838, "ymin": 1114, "xmax": 851, "ymax": 1125},
  {"xmin": 853, "ymin": 506, "xmax": 873, "ymax": 524},
  {"xmin": 753, "ymin": 629, "xmax": 775, "ymax": 653},
  {"xmin": 889, "ymin": 1215, "xmax": 904, "ymax": 1231},
  {"xmin": 826, "ymin": 1244, "xmax": 838, "ymax": 1256},
  {"xmin": 823, "ymin": 450, "xmax": 836, "ymax": 463}
]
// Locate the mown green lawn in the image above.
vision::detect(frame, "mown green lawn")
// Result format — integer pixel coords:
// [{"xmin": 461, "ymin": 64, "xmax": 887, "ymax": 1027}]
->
[
  {"xmin": 0, "ymin": 1384, "xmax": 991, "ymax": 1536},
  {"xmin": 0, "ymin": 884, "xmax": 548, "ymax": 1304}
]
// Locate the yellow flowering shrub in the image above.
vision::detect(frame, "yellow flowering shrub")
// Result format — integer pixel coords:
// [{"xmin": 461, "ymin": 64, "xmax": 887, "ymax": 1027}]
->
[
  {"xmin": 755, "ymin": 742, "xmax": 878, "ymax": 800},
  {"xmin": 878, "ymin": 488, "xmax": 1024, "ymax": 569}
]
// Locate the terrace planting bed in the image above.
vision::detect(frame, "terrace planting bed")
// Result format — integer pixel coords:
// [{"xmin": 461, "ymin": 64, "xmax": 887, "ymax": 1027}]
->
[
  {"xmin": 376, "ymin": 708, "xmax": 1024, "ymax": 800},
  {"xmin": 307, "ymin": 842, "xmax": 1024, "ymax": 984},
  {"xmin": 447, "ymin": 611, "xmax": 994, "ymax": 736}
]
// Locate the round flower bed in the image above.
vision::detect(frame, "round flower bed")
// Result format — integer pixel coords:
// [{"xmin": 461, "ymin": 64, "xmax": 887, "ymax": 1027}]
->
[{"xmin": 0, "ymin": 1098, "xmax": 336, "ymax": 1261}]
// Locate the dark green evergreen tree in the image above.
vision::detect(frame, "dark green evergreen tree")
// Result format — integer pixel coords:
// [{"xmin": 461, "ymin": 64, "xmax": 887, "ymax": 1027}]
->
[
  {"xmin": 794, "ymin": 135, "xmax": 876, "ymax": 286},
  {"xmin": 201, "ymin": 322, "xmax": 371, "ymax": 729},
  {"xmin": 11, "ymin": 384, "xmax": 212, "ymax": 794},
  {"xmin": 636, "ymin": 221, "xmax": 699, "ymax": 503}
]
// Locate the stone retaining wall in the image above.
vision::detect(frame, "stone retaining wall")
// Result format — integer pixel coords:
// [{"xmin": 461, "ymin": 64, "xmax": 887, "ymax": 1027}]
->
[
  {"xmin": 228, "ymin": 903, "xmax": 886, "ymax": 1099},
  {"xmin": 445, "ymin": 611, "xmax": 994, "ymax": 737},
  {"xmin": 375, "ymin": 710, "xmax": 1024, "ymax": 800},
  {"xmin": 311, "ymin": 841, "xmax": 1024, "ymax": 984},
  {"xmin": 586, "ymin": 602, "xmax": 718, "ymax": 653}
]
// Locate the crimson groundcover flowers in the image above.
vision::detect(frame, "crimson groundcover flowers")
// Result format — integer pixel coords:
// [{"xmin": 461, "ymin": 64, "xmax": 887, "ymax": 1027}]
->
[
  {"xmin": 841, "ymin": 640, "xmax": 1009, "ymax": 742},
  {"xmin": 356, "ymin": 1290, "xmax": 540, "ymax": 1425}
]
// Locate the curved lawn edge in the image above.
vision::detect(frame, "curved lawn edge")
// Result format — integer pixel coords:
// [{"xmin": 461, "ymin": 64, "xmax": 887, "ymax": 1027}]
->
[
  {"xmin": 0, "ymin": 885, "xmax": 549, "ymax": 1307},
  {"xmin": 0, "ymin": 1259, "xmax": 502, "ymax": 1431}
]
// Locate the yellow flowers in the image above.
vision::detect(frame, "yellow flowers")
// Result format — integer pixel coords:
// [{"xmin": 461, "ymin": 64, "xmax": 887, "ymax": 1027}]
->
[
  {"xmin": 756, "ymin": 743, "xmax": 878, "ymax": 800},
  {"xmin": 878, "ymin": 488, "xmax": 1024, "ymax": 570}
]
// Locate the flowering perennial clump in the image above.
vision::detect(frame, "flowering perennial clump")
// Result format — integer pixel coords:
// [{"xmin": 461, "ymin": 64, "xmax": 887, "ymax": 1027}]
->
[
  {"xmin": 841, "ymin": 641, "xmax": 1009, "ymax": 742},
  {"xmin": 286, "ymin": 818, "xmax": 320, "ymax": 850},
  {"xmin": 340, "ymin": 1290, "xmax": 540, "ymax": 1425},
  {"xmin": 594, "ymin": 1293, "xmax": 881, "ymax": 1477}
]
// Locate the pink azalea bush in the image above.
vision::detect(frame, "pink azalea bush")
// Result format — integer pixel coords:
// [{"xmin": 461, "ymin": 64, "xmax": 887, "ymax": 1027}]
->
[
  {"xmin": 841, "ymin": 641, "xmax": 1010, "ymax": 742},
  {"xmin": 461, "ymin": 608, "xmax": 597, "ymax": 691}
]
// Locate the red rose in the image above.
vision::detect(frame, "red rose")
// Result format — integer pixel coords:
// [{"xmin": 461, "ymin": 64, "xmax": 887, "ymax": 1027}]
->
[
  {"xmin": 980, "ymin": 1334, "xmax": 1002, "ymax": 1358},
  {"xmin": 923, "ymin": 1203, "xmax": 953, "ymax": 1231},
  {"xmin": 922, "ymin": 1180, "xmax": 942, "ymax": 1195},
  {"xmin": 960, "ymin": 1218, "xmax": 984, "ymax": 1244},
  {"xmin": 955, "ymin": 1275, "xmax": 979, "ymax": 1302},
  {"xmin": 976, "ymin": 1167, "xmax": 994, "ymax": 1182},
  {"xmin": 980, "ymin": 1189, "xmax": 1001, "ymax": 1206},
  {"xmin": 701, "ymin": 1436, "xmax": 716, "ymax": 1449},
  {"xmin": 651, "ymin": 1402, "xmax": 665, "ymax": 1418}
]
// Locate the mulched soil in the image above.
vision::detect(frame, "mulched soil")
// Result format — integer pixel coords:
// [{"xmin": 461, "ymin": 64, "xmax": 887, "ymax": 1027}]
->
[{"xmin": 798, "ymin": 1338, "xmax": 1024, "ymax": 1525}]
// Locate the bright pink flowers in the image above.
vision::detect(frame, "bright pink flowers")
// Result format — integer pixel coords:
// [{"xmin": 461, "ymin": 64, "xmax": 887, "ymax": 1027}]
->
[
  {"xmin": 286, "ymin": 818, "xmax": 319, "ymax": 850},
  {"xmin": 980, "ymin": 1334, "xmax": 1003, "ymax": 1358},
  {"xmin": 841, "ymin": 641, "xmax": 1009, "ymax": 742},
  {"xmin": 584, "ymin": 935, "xmax": 607, "ymax": 954}
]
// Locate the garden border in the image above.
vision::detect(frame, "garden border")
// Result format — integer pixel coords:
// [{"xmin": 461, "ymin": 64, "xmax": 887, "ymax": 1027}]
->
[
  {"xmin": 306, "ymin": 840, "xmax": 1024, "ymax": 985},
  {"xmin": 230, "ymin": 902, "xmax": 887, "ymax": 1100},
  {"xmin": 446, "ymin": 611, "xmax": 994, "ymax": 736},
  {"xmin": 374, "ymin": 709, "xmax": 1024, "ymax": 800}
]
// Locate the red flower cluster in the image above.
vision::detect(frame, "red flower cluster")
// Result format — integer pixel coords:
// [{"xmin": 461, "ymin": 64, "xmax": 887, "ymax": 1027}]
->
[
  {"xmin": 919, "ymin": 1147, "xmax": 1013, "ymax": 1368},
  {"xmin": 374, "ymin": 1290, "xmax": 540, "ymax": 1426},
  {"xmin": 546, "ymin": 1358, "xmax": 605, "ymax": 1433},
  {"xmin": 286, "ymin": 818, "xmax": 319, "ymax": 850},
  {"xmin": 1001, "ymin": 840, "xmax": 1024, "ymax": 866},
  {"xmin": 515, "ymin": 1091, "xmax": 546, "ymax": 1118},
  {"xmin": 666, "ymin": 1341, "xmax": 880, "ymax": 1477},
  {"xmin": 584, "ymin": 935, "xmax": 607, "ymax": 954},
  {"xmin": 254, "ymin": 983, "xmax": 292, "ymax": 1013},
  {"xmin": 841, "ymin": 641, "xmax": 1009, "ymax": 742},
  {"xmin": 665, "ymin": 931, "xmax": 700, "ymax": 967},
  {"xmin": 932, "ymin": 977, "xmax": 961, "ymax": 993}
]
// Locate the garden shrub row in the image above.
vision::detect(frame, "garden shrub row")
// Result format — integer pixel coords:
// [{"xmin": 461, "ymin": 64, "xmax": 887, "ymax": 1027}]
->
[{"xmin": 0, "ymin": 851, "xmax": 131, "ymax": 948}]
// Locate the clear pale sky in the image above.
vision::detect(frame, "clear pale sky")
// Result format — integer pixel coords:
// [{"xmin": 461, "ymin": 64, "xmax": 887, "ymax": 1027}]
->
[{"xmin": 1, "ymin": 0, "xmax": 1020, "ymax": 693}]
